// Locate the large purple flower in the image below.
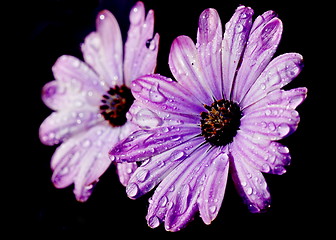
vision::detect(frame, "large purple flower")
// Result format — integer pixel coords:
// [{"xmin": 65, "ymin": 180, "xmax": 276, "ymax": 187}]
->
[
  {"xmin": 110, "ymin": 6, "xmax": 307, "ymax": 231},
  {"xmin": 39, "ymin": 1, "xmax": 159, "ymax": 202}
]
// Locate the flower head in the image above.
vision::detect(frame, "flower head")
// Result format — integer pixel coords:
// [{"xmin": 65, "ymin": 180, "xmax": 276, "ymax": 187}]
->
[
  {"xmin": 110, "ymin": 6, "xmax": 306, "ymax": 231},
  {"xmin": 39, "ymin": 1, "xmax": 159, "ymax": 202}
]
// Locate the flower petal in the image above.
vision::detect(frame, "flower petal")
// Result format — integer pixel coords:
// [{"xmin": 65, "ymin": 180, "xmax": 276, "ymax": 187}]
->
[
  {"xmin": 126, "ymin": 137, "xmax": 204, "ymax": 199},
  {"xmin": 129, "ymin": 74, "xmax": 203, "ymax": 125},
  {"xmin": 45, "ymin": 55, "xmax": 104, "ymax": 110},
  {"xmin": 240, "ymin": 88, "xmax": 307, "ymax": 141},
  {"xmin": 145, "ymin": 144, "xmax": 213, "ymax": 231},
  {"xmin": 110, "ymin": 125, "xmax": 200, "ymax": 163},
  {"xmin": 169, "ymin": 35, "xmax": 212, "ymax": 105},
  {"xmin": 198, "ymin": 148, "xmax": 229, "ymax": 225},
  {"xmin": 232, "ymin": 131, "xmax": 291, "ymax": 175},
  {"xmin": 229, "ymin": 148, "xmax": 271, "ymax": 213},
  {"xmin": 196, "ymin": 8, "xmax": 223, "ymax": 100},
  {"xmin": 124, "ymin": 2, "xmax": 159, "ymax": 85},
  {"xmin": 222, "ymin": 6, "xmax": 254, "ymax": 99},
  {"xmin": 81, "ymin": 10, "xmax": 123, "ymax": 87},
  {"xmin": 241, "ymin": 53, "xmax": 304, "ymax": 108},
  {"xmin": 232, "ymin": 14, "xmax": 283, "ymax": 103},
  {"xmin": 51, "ymin": 124, "xmax": 120, "ymax": 201},
  {"xmin": 39, "ymin": 110, "xmax": 102, "ymax": 145}
]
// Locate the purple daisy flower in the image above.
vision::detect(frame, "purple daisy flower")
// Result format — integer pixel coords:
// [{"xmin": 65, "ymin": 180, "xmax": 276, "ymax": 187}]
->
[
  {"xmin": 110, "ymin": 6, "xmax": 307, "ymax": 231},
  {"xmin": 39, "ymin": 1, "xmax": 159, "ymax": 202}
]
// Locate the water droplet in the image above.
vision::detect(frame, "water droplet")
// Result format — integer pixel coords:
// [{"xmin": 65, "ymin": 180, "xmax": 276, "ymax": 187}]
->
[
  {"xmin": 260, "ymin": 83, "xmax": 266, "ymax": 90},
  {"xmin": 209, "ymin": 205, "xmax": 217, "ymax": 214},
  {"xmin": 159, "ymin": 196, "xmax": 168, "ymax": 207},
  {"xmin": 246, "ymin": 187, "xmax": 253, "ymax": 195},
  {"xmin": 268, "ymin": 122, "xmax": 276, "ymax": 132},
  {"xmin": 236, "ymin": 24, "xmax": 244, "ymax": 33},
  {"xmin": 148, "ymin": 216, "xmax": 160, "ymax": 229},
  {"xmin": 135, "ymin": 108, "xmax": 163, "ymax": 128},
  {"xmin": 136, "ymin": 169, "xmax": 150, "ymax": 182},
  {"xmin": 81, "ymin": 139, "xmax": 91, "ymax": 148},
  {"xmin": 277, "ymin": 123, "xmax": 291, "ymax": 137},
  {"xmin": 99, "ymin": 13, "xmax": 105, "ymax": 20},
  {"xmin": 126, "ymin": 183, "xmax": 139, "ymax": 198},
  {"xmin": 170, "ymin": 150, "xmax": 186, "ymax": 161},
  {"xmin": 149, "ymin": 83, "xmax": 166, "ymax": 103},
  {"xmin": 262, "ymin": 163, "xmax": 271, "ymax": 173}
]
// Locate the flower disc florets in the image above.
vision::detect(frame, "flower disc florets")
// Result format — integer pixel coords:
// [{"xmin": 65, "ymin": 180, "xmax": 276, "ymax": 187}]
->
[
  {"xmin": 201, "ymin": 99, "xmax": 242, "ymax": 146},
  {"xmin": 100, "ymin": 85, "xmax": 135, "ymax": 127}
]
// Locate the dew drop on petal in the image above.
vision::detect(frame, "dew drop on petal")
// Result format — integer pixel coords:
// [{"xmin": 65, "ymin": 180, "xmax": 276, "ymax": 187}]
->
[
  {"xmin": 149, "ymin": 83, "xmax": 166, "ymax": 103},
  {"xmin": 148, "ymin": 216, "xmax": 160, "ymax": 229},
  {"xmin": 136, "ymin": 169, "xmax": 150, "ymax": 182},
  {"xmin": 277, "ymin": 123, "xmax": 291, "ymax": 137},
  {"xmin": 126, "ymin": 182, "xmax": 139, "ymax": 198},
  {"xmin": 170, "ymin": 150, "xmax": 186, "ymax": 161},
  {"xmin": 135, "ymin": 108, "xmax": 163, "ymax": 128}
]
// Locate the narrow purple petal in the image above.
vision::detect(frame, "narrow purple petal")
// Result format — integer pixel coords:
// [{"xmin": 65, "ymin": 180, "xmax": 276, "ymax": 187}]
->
[
  {"xmin": 48, "ymin": 55, "xmax": 105, "ymax": 109},
  {"xmin": 232, "ymin": 132, "xmax": 291, "ymax": 175},
  {"xmin": 196, "ymin": 8, "xmax": 223, "ymax": 100},
  {"xmin": 81, "ymin": 10, "xmax": 123, "ymax": 87},
  {"xmin": 198, "ymin": 148, "xmax": 229, "ymax": 225},
  {"xmin": 240, "ymin": 88, "xmax": 307, "ymax": 141},
  {"xmin": 222, "ymin": 6, "xmax": 254, "ymax": 99},
  {"xmin": 232, "ymin": 16, "xmax": 283, "ymax": 103},
  {"xmin": 229, "ymin": 148, "xmax": 271, "ymax": 213},
  {"xmin": 51, "ymin": 124, "xmax": 120, "ymax": 201},
  {"xmin": 124, "ymin": 1, "xmax": 159, "ymax": 85},
  {"xmin": 244, "ymin": 87, "xmax": 308, "ymax": 113},
  {"xmin": 169, "ymin": 35, "xmax": 213, "ymax": 105},
  {"xmin": 145, "ymin": 144, "xmax": 213, "ymax": 231},
  {"xmin": 126, "ymin": 137, "xmax": 204, "ymax": 199},
  {"xmin": 39, "ymin": 110, "xmax": 102, "ymax": 146},
  {"xmin": 129, "ymin": 74, "xmax": 203, "ymax": 125},
  {"xmin": 241, "ymin": 53, "xmax": 304, "ymax": 108},
  {"xmin": 110, "ymin": 125, "xmax": 200, "ymax": 163}
]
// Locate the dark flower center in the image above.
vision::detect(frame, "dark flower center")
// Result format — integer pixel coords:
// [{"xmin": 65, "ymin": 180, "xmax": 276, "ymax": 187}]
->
[
  {"xmin": 200, "ymin": 99, "xmax": 242, "ymax": 146},
  {"xmin": 99, "ymin": 85, "xmax": 134, "ymax": 127}
]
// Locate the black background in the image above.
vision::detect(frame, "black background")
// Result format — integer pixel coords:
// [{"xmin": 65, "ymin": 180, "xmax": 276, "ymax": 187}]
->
[{"xmin": 8, "ymin": 0, "xmax": 328, "ymax": 236}]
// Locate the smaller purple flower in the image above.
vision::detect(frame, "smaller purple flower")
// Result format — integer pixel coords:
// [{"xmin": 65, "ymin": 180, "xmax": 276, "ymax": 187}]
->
[
  {"xmin": 110, "ymin": 6, "xmax": 307, "ymax": 231},
  {"xmin": 39, "ymin": 1, "xmax": 159, "ymax": 202}
]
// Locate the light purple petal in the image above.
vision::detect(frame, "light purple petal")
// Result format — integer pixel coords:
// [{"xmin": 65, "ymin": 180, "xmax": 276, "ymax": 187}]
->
[
  {"xmin": 244, "ymin": 87, "xmax": 307, "ymax": 113},
  {"xmin": 240, "ymin": 88, "xmax": 307, "ymax": 141},
  {"xmin": 129, "ymin": 74, "xmax": 203, "ymax": 125},
  {"xmin": 110, "ymin": 125, "xmax": 200, "ymax": 163},
  {"xmin": 126, "ymin": 137, "xmax": 204, "ymax": 199},
  {"xmin": 51, "ymin": 124, "xmax": 121, "ymax": 201},
  {"xmin": 124, "ymin": 1, "xmax": 159, "ymax": 85},
  {"xmin": 39, "ymin": 110, "xmax": 102, "ymax": 145},
  {"xmin": 169, "ymin": 35, "xmax": 213, "ymax": 105},
  {"xmin": 43, "ymin": 55, "xmax": 105, "ymax": 111},
  {"xmin": 229, "ymin": 148, "xmax": 271, "ymax": 213},
  {"xmin": 145, "ymin": 144, "xmax": 213, "ymax": 231},
  {"xmin": 81, "ymin": 10, "xmax": 123, "ymax": 87},
  {"xmin": 196, "ymin": 8, "xmax": 223, "ymax": 100},
  {"xmin": 222, "ymin": 6, "xmax": 254, "ymax": 99},
  {"xmin": 198, "ymin": 148, "xmax": 229, "ymax": 225},
  {"xmin": 231, "ymin": 14, "xmax": 283, "ymax": 103},
  {"xmin": 241, "ymin": 53, "xmax": 304, "ymax": 108},
  {"xmin": 231, "ymin": 131, "xmax": 290, "ymax": 175}
]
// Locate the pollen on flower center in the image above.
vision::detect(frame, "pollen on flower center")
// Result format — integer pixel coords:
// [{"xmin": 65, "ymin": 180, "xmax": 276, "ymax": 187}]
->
[
  {"xmin": 200, "ymin": 99, "xmax": 242, "ymax": 146},
  {"xmin": 99, "ymin": 85, "xmax": 134, "ymax": 127}
]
